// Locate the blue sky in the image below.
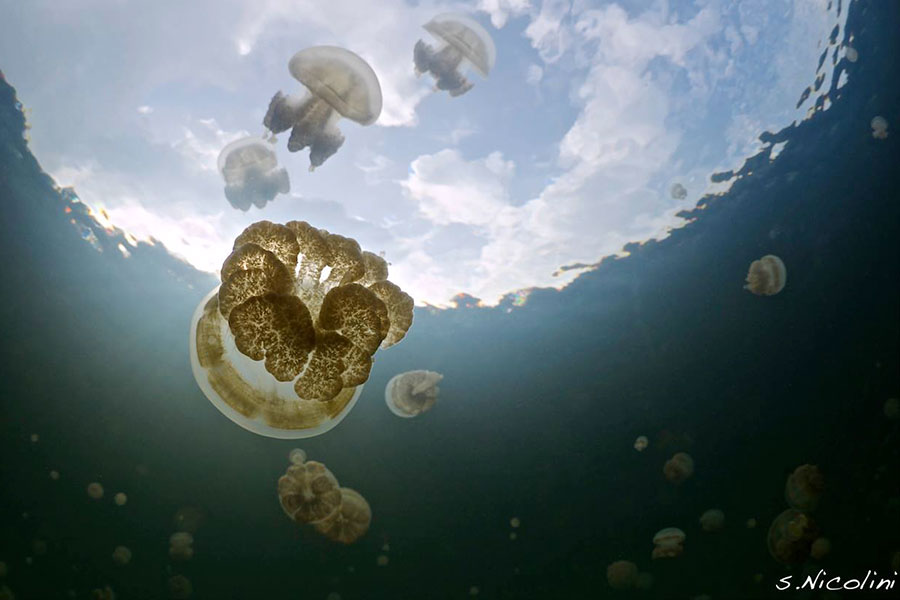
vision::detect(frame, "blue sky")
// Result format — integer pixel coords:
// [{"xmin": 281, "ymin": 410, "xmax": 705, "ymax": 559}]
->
[{"xmin": 0, "ymin": 0, "xmax": 850, "ymax": 306}]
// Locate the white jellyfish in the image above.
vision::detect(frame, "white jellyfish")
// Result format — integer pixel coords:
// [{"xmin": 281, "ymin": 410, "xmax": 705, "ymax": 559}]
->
[
  {"xmin": 289, "ymin": 448, "xmax": 307, "ymax": 465},
  {"xmin": 744, "ymin": 255, "xmax": 786, "ymax": 296},
  {"xmin": 633, "ymin": 435, "xmax": 649, "ymax": 452},
  {"xmin": 169, "ymin": 532, "xmax": 194, "ymax": 561},
  {"xmin": 871, "ymin": 116, "xmax": 889, "ymax": 139},
  {"xmin": 49, "ymin": 470, "xmax": 60, "ymax": 480},
  {"xmin": 217, "ymin": 137, "xmax": 289, "ymax": 211},
  {"xmin": 263, "ymin": 47, "xmax": 382, "ymax": 171},
  {"xmin": 385, "ymin": 370, "xmax": 443, "ymax": 418},
  {"xmin": 414, "ymin": 13, "xmax": 496, "ymax": 97},
  {"xmin": 30, "ymin": 433, "xmax": 39, "ymax": 443},
  {"xmin": 670, "ymin": 183, "xmax": 687, "ymax": 200},
  {"xmin": 376, "ymin": 554, "xmax": 389, "ymax": 566}
]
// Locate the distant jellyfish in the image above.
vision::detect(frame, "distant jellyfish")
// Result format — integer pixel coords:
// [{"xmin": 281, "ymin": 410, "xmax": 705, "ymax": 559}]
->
[
  {"xmin": 699, "ymin": 509, "xmax": 725, "ymax": 533},
  {"xmin": 326, "ymin": 593, "xmax": 342, "ymax": 600},
  {"xmin": 651, "ymin": 528, "xmax": 686, "ymax": 559},
  {"xmin": 606, "ymin": 560, "xmax": 638, "ymax": 590},
  {"xmin": 385, "ymin": 370, "xmax": 443, "ymax": 418},
  {"xmin": 663, "ymin": 452, "xmax": 694, "ymax": 484},
  {"xmin": 746, "ymin": 518, "xmax": 757, "ymax": 529},
  {"xmin": 167, "ymin": 575, "xmax": 192, "ymax": 599},
  {"xmin": 811, "ymin": 537, "xmax": 831, "ymax": 560},
  {"xmin": 31, "ymin": 540, "xmax": 47, "ymax": 556},
  {"xmin": 767, "ymin": 509, "xmax": 818, "ymax": 566},
  {"xmin": 30, "ymin": 433, "xmax": 38, "ymax": 443},
  {"xmin": 0, "ymin": 585, "xmax": 13, "ymax": 600},
  {"xmin": 845, "ymin": 46, "xmax": 858, "ymax": 62},
  {"xmin": 744, "ymin": 255, "xmax": 787, "ymax": 296},
  {"xmin": 414, "ymin": 13, "xmax": 496, "ymax": 97},
  {"xmin": 87, "ymin": 482, "xmax": 104, "ymax": 499},
  {"xmin": 785, "ymin": 464, "xmax": 824, "ymax": 512},
  {"xmin": 314, "ymin": 488, "xmax": 372, "ymax": 544},
  {"xmin": 634, "ymin": 435, "xmax": 649, "ymax": 452},
  {"xmin": 111, "ymin": 546, "xmax": 131, "ymax": 566},
  {"xmin": 884, "ymin": 398, "xmax": 899, "ymax": 420},
  {"xmin": 670, "ymin": 183, "xmax": 687, "ymax": 200},
  {"xmin": 49, "ymin": 470, "xmax": 59, "ymax": 481},
  {"xmin": 509, "ymin": 532, "xmax": 517, "ymax": 541},
  {"xmin": 217, "ymin": 137, "xmax": 290, "ymax": 211},
  {"xmin": 871, "ymin": 116, "xmax": 889, "ymax": 139},
  {"xmin": 169, "ymin": 532, "xmax": 194, "ymax": 561},
  {"xmin": 90, "ymin": 586, "xmax": 115, "ymax": 600},
  {"xmin": 289, "ymin": 448, "xmax": 307, "ymax": 465},
  {"xmin": 635, "ymin": 572, "xmax": 654, "ymax": 591},
  {"xmin": 114, "ymin": 492, "xmax": 127, "ymax": 506},
  {"xmin": 891, "ymin": 550, "xmax": 900, "ymax": 571},
  {"xmin": 376, "ymin": 554, "xmax": 389, "ymax": 567},
  {"xmin": 263, "ymin": 47, "xmax": 382, "ymax": 171},
  {"xmin": 469, "ymin": 586, "xmax": 480, "ymax": 596},
  {"xmin": 278, "ymin": 461, "xmax": 342, "ymax": 524},
  {"xmin": 0, "ymin": 562, "xmax": 6, "ymax": 577},
  {"xmin": 510, "ymin": 517, "xmax": 521, "ymax": 528}
]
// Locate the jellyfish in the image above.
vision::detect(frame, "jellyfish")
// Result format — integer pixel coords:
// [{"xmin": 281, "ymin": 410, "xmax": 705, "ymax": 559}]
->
[
  {"xmin": 811, "ymin": 537, "xmax": 831, "ymax": 560},
  {"xmin": 414, "ymin": 13, "xmax": 496, "ymax": 97},
  {"xmin": 0, "ymin": 562, "xmax": 6, "ymax": 577},
  {"xmin": 746, "ymin": 518, "xmax": 757, "ymax": 529},
  {"xmin": 31, "ymin": 540, "xmax": 47, "ymax": 556},
  {"xmin": 90, "ymin": 586, "xmax": 115, "ymax": 600},
  {"xmin": 651, "ymin": 527, "xmax": 685, "ymax": 559},
  {"xmin": 111, "ymin": 546, "xmax": 131, "ymax": 566},
  {"xmin": 289, "ymin": 448, "xmax": 307, "ymax": 465},
  {"xmin": 49, "ymin": 470, "xmax": 59, "ymax": 480},
  {"xmin": 384, "ymin": 370, "xmax": 443, "ymax": 418},
  {"xmin": 0, "ymin": 585, "xmax": 12, "ymax": 600},
  {"xmin": 767, "ymin": 509, "xmax": 818, "ymax": 566},
  {"xmin": 606, "ymin": 560, "xmax": 638, "ymax": 590},
  {"xmin": 670, "ymin": 183, "xmax": 687, "ymax": 200},
  {"xmin": 509, "ymin": 532, "xmax": 517, "ymax": 540},
  {"xmin": 29, "ymin": 433, "xmax": 38, "ymax": 443},
  {"xmin": 744, "ymin": 255, "xmax": 786, "ymax": 296},
  {"xmin": 217, "ymin": 137, "xmax": 290, "ymax": 211},
  {"xmin": 87, "ymin": 482, "xmax": 104, "ymax": 499},
  {"xmin": 699, "ymin": 509, "xmax": 725, "ymax": 533},
  {"xmin": 884, "ymin": 397, "xmax": 899, "ymax": 420},
  {"xmin": 785, "ymin": 464, "xmax": 824, "ymax": 512},
  {"xmin": 326, "ymin": 594, "xmax": 342, "ymax": 600},
  {"xmin": 663, "ymin": 452, "xmax": 694, "ymax": 484},
  {"xmin": 633, "ymin": 435, "xmax": 649, "ymax": 452},
  {"xmin": 114, "ymin": 492, "xmax": 127, "ymax": 506},
  {"xmin": 845, "ymin": 46, "xmax": 859, "ymax": 62},
  {"xmin": 376, "ymin": 554, "xmax": 389, "ymax": 566},
  {"xmin": 169, "ymin": 532, "xmax": 194, "ymax": 561},
  {"xmin": 167, "ymin": 575, "xmax": 192, "ymax": 599},
  {"xmin": 871, "ymin": 116, "xmax": 889, "ymax": 139},
  {"xmin": 510, "ymin": 517, "xmax": 521, "ymax": 528},
  {"xmin": 891, "ymin": 550, "xmax": 900, "ymax": 571},
  {"xmin": 190, "ymin": 221, "xmax": 414, "ymax": 439},
  {"xmin": 263, "ymin": 47, "xmax": 382, "ymax": 171},
  {"xmin": 278, "ymin": 460, "xmax": 342, "ymax": 524},
  {"xmin": 469, "ymin": 587, "xmax": 480, "ymax": 596},
  {"xmin": 314, "ymin": 488, "xmax": 372, "ymax": 544}
]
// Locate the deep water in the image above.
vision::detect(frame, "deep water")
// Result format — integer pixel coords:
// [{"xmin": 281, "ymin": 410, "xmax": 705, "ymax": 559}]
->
[{"xmin": 1, "ymin": 2, "xmax": 899, "ymax": 599}]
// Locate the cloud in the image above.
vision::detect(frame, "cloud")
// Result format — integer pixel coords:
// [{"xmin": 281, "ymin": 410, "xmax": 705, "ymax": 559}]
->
[
  {"xmin": 477, "ymin": 0, "xmax": 532, "ymax": 29},
  {"xmin": 173, "ymin": 118, "xmax": 248, "ymax": 173}
]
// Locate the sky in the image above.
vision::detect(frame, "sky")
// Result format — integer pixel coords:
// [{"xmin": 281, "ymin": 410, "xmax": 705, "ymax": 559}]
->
[{"xmin": 0, "ymin": 0, "xmax": 850, "ymax": 306}]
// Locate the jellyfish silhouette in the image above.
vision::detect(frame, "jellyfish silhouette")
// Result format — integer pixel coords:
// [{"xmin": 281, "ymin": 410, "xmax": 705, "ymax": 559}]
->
[
  {"xmin": 167, "ymin": 575, "xmax": 192, "ymax": 599},
  {"xmin": 633, "ymin": 435, "xmax": 649, "ymax": 451},
  {"xmin": 111, "ymin": 546, "xmax": 131, "ymax": 566},
  {"xmin": 767, "ymin": 509, "xmax": 818, "ymax": 566},
  {"xmin": 385, "ymin": 370, "xmax": 443, "ymax": 417},
  {"xmin": 663, "ymin": 452, "xmax": 694, "ymax": 484},
  {"xmin": 785, "ymin": 464, "xmax": 824, "ymax": 512},
  {"xmin": 217, "ymin": 137, "xmax": 289, "ymax": 211},
  {"xmin": 651, "ymin": 527, "xmax": 685, "ymax": 559},
  {"xmin": 87, "ymin": 482, "xmax": 104, "ymax": 499},
  {"xmin": 314, "ymin": 487, "xmax": 372, "ymax": 544},
  {"xmin": 189, "ymin": 221, "xmax": 413, "ymax": 438},
  {"xmin": 871, "ymin": 116, "xmax": 889, "ymax": 139},
  {"xmin": 744, "ymin": 255, "xmax": 786, "ymax": 296},
  {"xmin": 278, "ymin": 460, "xmax": 343, "ymax": 524},
  {"xmin": 670, "ymin": 183, "xmax": 687, "ymax": 200},
  {"xmin": 264, "ymin": 47, "xmax": 382, "ymax": 170},
  {"xmin": 606, "ymin": 560, "xmax": 638, "ymax": 589},
  {"xmin": 414, "ymin": 14, "xmax": 496, "ymax": 97},
  {"xmin": 169, "ymin": 532, "xmax": 194, "ymax": 561},
  {"xmin": 699, "ymin": 509, "xmax": 725, "ymax": 532}
]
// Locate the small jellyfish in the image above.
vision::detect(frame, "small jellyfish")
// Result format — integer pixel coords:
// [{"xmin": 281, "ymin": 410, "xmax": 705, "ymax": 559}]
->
[
  {"xmin": 468, "ymin": 587, "xmax": 480, "ymax": 596},
  {"xmin": 49, "ymin": 470, "xmax": 59, "ymax": 480},
  {"xmin": 167, "ymin": 575, "xmax": 192, "ymax": 599},
  {"xmin": 169, "ymin": 532, "xmax": 194, "ymax": 561},
  {"xmin": 871, "ymin": 116, "xmax": 889, "ymax": 139},
  {"xmin": 744, "ymin": 255, "xmax": 786, "ymax": 296},
  {"xmin": 217, "ymin": 137, "xmax": 290, "ymax": 211},
  {"xmin": 633, "ymin": 435, "xmax": 649, "ymax": 452},
  {"xmin": 635, "ymin": 572, "xmax": 654, "ymax": 591},
  {"xmin": 845, "ymin": 46, "xmax": 858, "ymax": 62},
  {"xmin": 811, "ymin": 537, "xmax": 831, "ymax": 560},
  {"xmin": 114, "ymin": 492, "xmax": 127, "ymax": 506},
  {"xmin": 289, "ymin": 448, "xmax": 307, "ymax": 465},
  {"xmin": 30, "ymin": 433, "xmax": 39, "ymax": 443},
  {"xmin": 699, "ymin": 509, "xmax": 725, "ymax": 533},
  {"xmin": 670, "ymin": 183, "xmax": 687, "ymax": 200},
  {"xmin": 0, "ymin": 585, "xmax": 13, "ymax": 600},
  {"xmin": 31, "ymin": 540, "xmax": 47, "ymax": 556},
  {"xmin": 87, "ymin": 482, "xmax": 104, "ymax": 499},
  {"xmin": 767, "ymin": 509, "xmax": 818, "ymax": 566},
  {"xmin": 510, "ymin": 517, "xmax": 521, "ymax": 528},
  {"xmin": 414, "ymin": 13, "xmax": 496, "ymax": 97},
  {"xmin": 884, "ymin": 397, "xmax": 899, "ymax": 420},
  {"xmin": 785, "ymin": 464, "xmax": 824, "ymax": 512},
  {"xmin": 278, "ymin": 460, "xmax": 342, "ymax": 524},
  {"xmin": 891, "ymin": 550, "xmax": 900, "ymax": 571},
  {"xmin": 606, "ymin": 560, "xmax": 638, "ymax": 590},
  {"xmin": 376, "ymin": 554, "xmax": 389, "ymax": 567},
  {"xmin": 509, "ymin": 532, "xmax": 517, "ymax": 541},
  {"xmin": 314, "ymin": 488, "xmax": 372, "ymax": 544},
  {"xmin": 651, "ymin": 527, "xmax": 686, "ymax": 559},
  {"xmin": 663, "ymin": 452, "xmax": 694, "ymax": 484},
  {"xmin": 746, "ymin": 518, "xmax": 757, "ymax": 529},
  {"xmin": 326, "ymin": 594, "xmax": 342, "ymax": 600},
  {"xmin": 385, "ymin": 370, "xmax": 443, "ymax": 418},
  {"xmin": 264, "ymin": 47, "xmax": 382, "ymax": 170},
  {"xmin": 111, "ymin": 546, "xmax": 131, "ymax": 566},
  {"xmin": 90, "ymin": 586, "xmax": 115, "ymax": 600}
]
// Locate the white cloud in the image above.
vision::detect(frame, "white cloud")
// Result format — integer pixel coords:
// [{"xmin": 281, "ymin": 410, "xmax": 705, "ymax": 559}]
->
[
  {"xmin": 525, "ymin": 64, "xmax": 544, "ymax": 85},
  {"xmin": 477, "ymin": 0, "xmax": 532, "ymax": 29},
  {"xmin": 172, "ymin": 118, "xmax": 248, "ymax": 173}
]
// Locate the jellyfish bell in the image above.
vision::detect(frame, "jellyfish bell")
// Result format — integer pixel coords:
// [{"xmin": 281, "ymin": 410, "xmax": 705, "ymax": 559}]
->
[
  {"xmin": 314, "ymin": 487, "xmax": 372, "ymax": 544},
  {"xmin": 376, "ymin": 554, "xmax": 389, "ymax": 566},
  {"xmin": 767, "ymin": 509, "xmax": 818, "ymax": 566},
  {"xmin": 289, "ymin": 448, "xmax": 307, "ymax": 465},
  {"xmin": 670, "ymin": 183, "xmax": 687, "ymax": 200},
  {"xmin": 190, "ymin": 221, "xmax": 413, "ymax": 439},
  {"xmin": 217, "ymin": 137, "xmax": 290, "ymax": 211},
  {"xmin": 744, "ymin": 254, "xmax": 787, "ymax": 296},
  {"xmin": 114, "ymin": 492, "xmax": 127, "ymax": 506},
  {"xmin": 845, "ymin": 46, "xmax": 858, "ymax": 62},
  {"xmin": 884, "ymin": 397, "xmax": 899, "ymax": 420},
  {"xmin": 264, "ymin": 46, "xmax": 382, "ymax": 171},
  {"xmin": 167, "ymin": 575, "xmax": 192, "ymax": 599},
  {"xmin": 633, "ymin": 435, "xmax": 649, "ymax": 452},
  {"xmin": 606, "ymin": 560, "xmax": 638, "ymax": 590},
  {"xmin": 785, "ymin": 464, "xmax": 824, "ymax": 512},
  {"xmin": 111, "ymin": 546, "xmax": 131, "ymax": 566},
  {"xmin": 811, "ymin": 537, "xmax": 831, "ymax": 560},
  {"xmin": 385, "ymin": 370, "xmax": 443, "ymax": 418},
  {"xmin": 699, "ymin": 509, "xmax": 725, "ymax": 533},
  {"xmin": 415, "ymin": 13, "xmax": 496, "ymax": 97},
  {"xmin": 278, "ymin": 460, "xmax": 342, "ymax": 524},
  {"xmin": 651, "ymin": 527, "xmax": 685, "ymax": 559},
  {"xmin": 87, "ymin": 482, "xmax": 104, "ymax": 499},
  {"xmin": 871, "ymin": 116, "xmax": 889, "ymax": 139},
  {"xmin": 663, "ymin": 452, "xmax": 694, "ymax": 484}
]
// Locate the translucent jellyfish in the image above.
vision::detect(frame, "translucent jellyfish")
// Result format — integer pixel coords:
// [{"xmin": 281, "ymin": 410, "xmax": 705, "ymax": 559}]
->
[
  {"xmin": 606, "ymin": 560, "xmax": 638, "ymax": 590},
  {"xmin": 744, "ymin": 255, "xmax": 786, "ymax": 296},
  {"xmin": 663, "ymin": 452, "xmax": 694, "ymax": 484},
  {"xmin": 384, "ymin": 370, "xmax": 443, "ymax": 418},
  {"xmin": 167, "ymin": 575, "xmax": 192, "ymax": 599},
  {"xmin": 314, "ymin": 488, "xmax": 372, "ymax": 544},
  {"xmin": 871, "ymin": 116, "xmax": 889, "ymax": 139},
  {"xmin": 767, "ymin": 509, "xmax": 818, "ymax": 566},
  {"xmin": 785, "ymin": 464, "xmax": 824, "ymax": 512},
  {"xmin": 190, "ymin": 221, "xmax": 414, "ymax": 438},
  {"xmin": 111, "ymin": 546, "xmax": 131, "ymax": 566},
  {"xmin": 635, "ymin": 572, "xmax": 654, "ymax": 591},
  {"xmin": 633, "ymin": 435, "xmax": 649, "ymax": 452},
  {"xmin": 811, "ymin": 537, "xmax": 831, "ymax": 560},
  {"xmin": 263, "ymin": 47, "xmax": 382, "ymax": 171},
  {"xmin": 509, "ymin": 532, "xmax": 517, "ymax": 541},
  {"xmin": 169, "ymin": 532, "xmax": 194, "ymax": 561},
  {"xmin": 746, "ymin": 518, "xmax": 757, "ymax": 529},
  {"xmin": 114, "ymin": 492, "xmax": 127, "ymax": 506},
  {"xmin": 87, "ymin": 482, "xmax": 104, "ymax": 499},
  {"xmin": 510, "ymin": 517, "xmax": 521, "ymax": 528},
  {"xmin": 327, "ymin": 593, "xmax": 342, "ymax": 600},
  {"xmin": 845, "ymin": 46, "xmax": 858, "ymax": 62},
  {"xmin": 278, "ymin": 460, "xmax": 342, "ymax": 524},
  {"xmin": 651, "ymin": 527, "xmax": 686, "ymax": 559},
  {"xmin": 414, "ymin": 13, "xmax": 496, "ymax": 97},
  {"xmin": 376, "ymin": 554, "xmax": 389, "ymax": 566},
  {"xmin": 884, "ymin": 397, "xmax": 899, "ymax": 420},
  {"xmin": 49, "ymin": 470, "xmax": 59, "ymax": 480},
  {"xmin": 90, "ymin": 586, "xmax": 115, "ymax": 600},
  {"xmin": 670, "ymin": 183, "xmax": 687, "ymax": 200},
  {"xmin": 289, "ymin": 448, "xmax": 307, "ymax": 465},
  {"xmin": 699, "ymin": 509, "xmax": 725, "ymax": 533},
  {"xmin": 469, "ymin": 586, "xmax": 480, "ymax": 596},
  {"xmin": 217, "ymin": 137, "xmax": 290, "ymax": 211},
  {"xmin": 30, "ymin": 433, "xmax": 38, "ymax": 443}
]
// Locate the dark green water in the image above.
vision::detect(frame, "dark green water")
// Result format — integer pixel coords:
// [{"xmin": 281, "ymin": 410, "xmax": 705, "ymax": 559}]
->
[{"xmin": 1, "ymin": 2, "xmax": 899, "ymax": 599}]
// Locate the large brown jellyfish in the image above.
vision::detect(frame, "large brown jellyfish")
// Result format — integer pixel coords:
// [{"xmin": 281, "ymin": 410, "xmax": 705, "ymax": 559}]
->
[
  {"xmin": 744, "ymin": 255, "xmax": 786, "ymax": 296},
  {"xmin": 651, "ymin": 527, "xmax": 685, "ymax": 559},
  {"xmin": 384, "ymin": 370, "xmax": 443, "ymax": 418},
  {"xmin": 606, "ymin": 560, "xmax": 638, "ymax": 590},
  {"xmin": 663, "ymin": 452, "xmax": 694, "ymax": 484},
  {"xmin": 785, "ymin": 464, "xmax": 824, "ymax": 512},
  {"xmin": 414, "ymin": 13, "xmax": 496, "ymax": 97},
  {"xmin": 767, "ymin": 509, "xmax": 818, "ymax": 566},
  {"xmin": 217, "ymin": 137, "xmax": 290, "ymax": 211},
  {"xmin": 277, "ymin": 460, "xmax": 342, "ymax": 525},
  {"xmin": 189, "ymin": 220, "xmax": 414, "ymax": 438},
  {"xmin": 263, "ymin": 47, "xmax": 382, "ymax": 171},
  {"xmin": 313, "ymin": 487, "xmax": 372, "ymax": 544}
]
